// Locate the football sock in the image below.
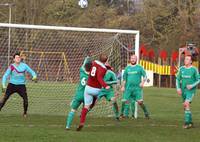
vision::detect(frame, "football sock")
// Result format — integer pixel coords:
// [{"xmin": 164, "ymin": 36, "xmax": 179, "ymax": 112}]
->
[
  {"xmin": 66, "ymin": 111, "xmax": 75, "ymax": 128},
  {"xmin": 131, "ymin": 100, "xmax": 135, "ymax": 117},
  {"xmin": 124, "ymin": 102, "xmax": 130, "ymax": 117},
  {"xmin": 80, "ymin": 108, "xmax": 88, "ymax": 125},
  {"xmin": 140, "ymin": 103, "xmax": 149, "ymax": 116},
  {"xmin": 112, "ymin": 102, "xmax": 119, "ymax": 118},
  {"xmin": 120, "ymin": 102, "xmax": 125, "ymax": 116},
  {"xmin": 184, "ymin": 110, "xmax": 192, "ymax": 124}
]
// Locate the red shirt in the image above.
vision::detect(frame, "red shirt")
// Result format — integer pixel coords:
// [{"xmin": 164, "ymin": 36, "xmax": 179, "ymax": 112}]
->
[{"xmin": 87, "ymin": 60, "xmax": 108, "ymax": 89}]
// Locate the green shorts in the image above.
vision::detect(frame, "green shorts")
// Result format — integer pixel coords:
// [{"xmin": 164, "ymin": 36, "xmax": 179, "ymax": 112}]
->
[
  {"xmin": 182, "ymin": 89, "xmax": 195, "ymax": 102},
  {"xmin": 70, "ymin": 91, "xmax": 84, "ymax": 110},
  {"xmin": 98, "ymin": 89, "xmax": 115, "ymax": 102},
  {"xmin": 122, "ymin": 87, "xmax": 143, "ymax": 102}
]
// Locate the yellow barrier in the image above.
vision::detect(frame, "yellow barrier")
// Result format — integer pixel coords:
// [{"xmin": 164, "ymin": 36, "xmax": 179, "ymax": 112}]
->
[
  {"xmin": 192, "ymin": 62, "xmax": 199, "ymax": 68},
  {"xmin": 139, "ymin": 60, "xmax": 199, "ymax": 75}
]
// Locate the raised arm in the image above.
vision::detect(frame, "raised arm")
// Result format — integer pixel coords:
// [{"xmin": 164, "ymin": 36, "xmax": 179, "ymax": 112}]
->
[
  {"xmin": 25, "ymin": 64, "xmax": 37, "ymax": 79},
  {"xmin": 81, "ymin": 56, "xmax": 91, "ymax": 73}
]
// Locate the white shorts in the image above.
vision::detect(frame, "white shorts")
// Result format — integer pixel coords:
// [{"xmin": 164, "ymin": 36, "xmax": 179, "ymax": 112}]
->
[{"xmin": 84, "ymin": 85, "xmax": 101, "ymax": 106}]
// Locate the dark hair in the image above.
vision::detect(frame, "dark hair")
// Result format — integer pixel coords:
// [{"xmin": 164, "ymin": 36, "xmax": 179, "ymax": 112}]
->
[
  {"xmin": 13, "ymin": 52, "xmax": 21, "ymax": 59},
  {"xmin": 85, "ymin": 61, "xmax": 92, "ymax": 72},
  {"xmin": 99, "ymin": 54, "xmax": 108, "ymax": 63}
]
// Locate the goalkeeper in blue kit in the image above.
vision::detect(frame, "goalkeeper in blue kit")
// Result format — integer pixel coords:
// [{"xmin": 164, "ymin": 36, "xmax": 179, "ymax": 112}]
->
[{"xmin": 1, "ymin": 52, "xmax": 37, "ymax": 117}]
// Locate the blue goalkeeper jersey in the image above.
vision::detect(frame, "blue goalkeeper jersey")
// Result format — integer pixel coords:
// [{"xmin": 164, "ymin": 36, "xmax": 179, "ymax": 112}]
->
[{"xmin": 2, "ymin": 62, "xmax": 37, "ymax": 87}]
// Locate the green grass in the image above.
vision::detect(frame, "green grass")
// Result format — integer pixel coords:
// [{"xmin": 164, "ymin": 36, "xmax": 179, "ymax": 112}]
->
[
  {"xmin": 0, "ymin": 87, "xmax": 200, "ymax": 142},
  {"xmin": 0, "ymin": 82, "xmax": 76, "ymax": 115}
]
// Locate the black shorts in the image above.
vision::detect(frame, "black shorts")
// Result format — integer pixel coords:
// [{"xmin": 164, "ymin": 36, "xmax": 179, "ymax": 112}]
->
[{"xmin": 6, "ymin": 83, "xmax": 27, "ymax": 97}]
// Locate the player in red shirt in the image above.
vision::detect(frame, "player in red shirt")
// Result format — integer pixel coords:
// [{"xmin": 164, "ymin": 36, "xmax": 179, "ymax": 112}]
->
[{"xmin": 77, "ymin": 54, "xmax": 110, "ymax": 131}]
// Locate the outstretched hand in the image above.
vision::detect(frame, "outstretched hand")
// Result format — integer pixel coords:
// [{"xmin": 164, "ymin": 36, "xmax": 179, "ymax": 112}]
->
[
  {"xmin": 2, "ymin": 87, "xmax": 6, "ymax": 94},
  {"xmin": 32, "ymin": 77, "xmax": 38, "ymax": 83}
]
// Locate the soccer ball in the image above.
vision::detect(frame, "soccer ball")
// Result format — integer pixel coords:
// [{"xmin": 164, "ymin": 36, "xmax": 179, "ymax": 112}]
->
[{"xmin": 78, "ymin": 0, "xmax": 88, "ymax": 9}]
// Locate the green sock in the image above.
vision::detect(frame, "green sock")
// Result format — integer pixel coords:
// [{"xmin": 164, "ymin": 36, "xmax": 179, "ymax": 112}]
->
[
  {"xmin": 120, "ymin": 102, "xmax": 125, "ymax": 116},
  {"xmin": 131, "ymin": 100, "xmax": 135, "ymax": 116},
  {"xmin": 112, "ymin": 102, "xmax": 119, "ymax": 118},
  {"xmin": 124, "ymin": 102, "xmax": 130, "ymax": 117},
  {"xmin": 184, "ymin": 110, "xmax": 192, "ymax": 124},
  {"xmin": 140, "ymin": 103, "xmax": 149, "ymax": 116},
  {"xmin": 189, "ymin": 112, "xmax": 192, "ymax": 123},
  {"xmin": 66, "ymin": 111, "xmax": 75, "ymax": 128}
]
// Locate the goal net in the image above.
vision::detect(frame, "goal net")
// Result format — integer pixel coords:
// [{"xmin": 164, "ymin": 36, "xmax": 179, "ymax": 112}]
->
[{"xmin": 0, "ymin": 23, "xmax": 139, "ymax": 117}]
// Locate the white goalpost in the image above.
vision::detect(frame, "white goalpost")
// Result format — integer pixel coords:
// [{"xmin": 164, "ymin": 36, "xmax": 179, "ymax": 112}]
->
[
  {"xmin": 0, "ymin": 23, "xmax": 140, "ymax": 60},
  {"xmin": 0, "ymin": 23, "xmax": 140, "ymax": 117}
]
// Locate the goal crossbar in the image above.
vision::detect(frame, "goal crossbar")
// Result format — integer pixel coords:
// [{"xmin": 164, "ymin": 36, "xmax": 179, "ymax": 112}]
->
[
  {"xmin": 0, "ymin": 23, "xmax": 139, "ymax": 34},
  {"xmin": 0, "ymin": 23, "xmax": 140, "ymax": 60}
]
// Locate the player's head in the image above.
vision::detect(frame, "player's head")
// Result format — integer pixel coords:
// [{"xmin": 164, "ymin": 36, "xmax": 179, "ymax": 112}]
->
[
  {"xmin": 184, "ymin": 55, "xmax": 192, "ymax": 66},
  {"xmin": 99, "ymin": 54, "xmax": 108, "ymax": 63},
  {"xmin": 13, "ymin": 52, "xmax": 21, "ymax": 64},
  {"xmin": 85, "ymin": 61, "xmax": 92, "ymax": 72},
  {"xmin": 130, "ymin": 54, "xmax": 137, "ymax": 65}
]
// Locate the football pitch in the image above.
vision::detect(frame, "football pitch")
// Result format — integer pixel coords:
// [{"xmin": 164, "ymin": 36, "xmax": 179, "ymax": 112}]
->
[{"xmin": 0, "ymin": 87, "xmax": 200, "ymax": 142}]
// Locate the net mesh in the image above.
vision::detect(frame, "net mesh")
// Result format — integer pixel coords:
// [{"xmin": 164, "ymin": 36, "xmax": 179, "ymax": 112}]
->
[{"xmin": 0, "ymin": 25, "xmax": 137, "ymax": 116}]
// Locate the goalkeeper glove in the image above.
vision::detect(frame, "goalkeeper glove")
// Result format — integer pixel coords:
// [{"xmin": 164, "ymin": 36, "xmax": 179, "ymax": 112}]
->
[
  {"xmin": 32, "ymin": 76, "xmax": 38, "ymax": 83},
  {"xmin": 1, "ymin": 85, "xmax": 6, "ymax": 94}
]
